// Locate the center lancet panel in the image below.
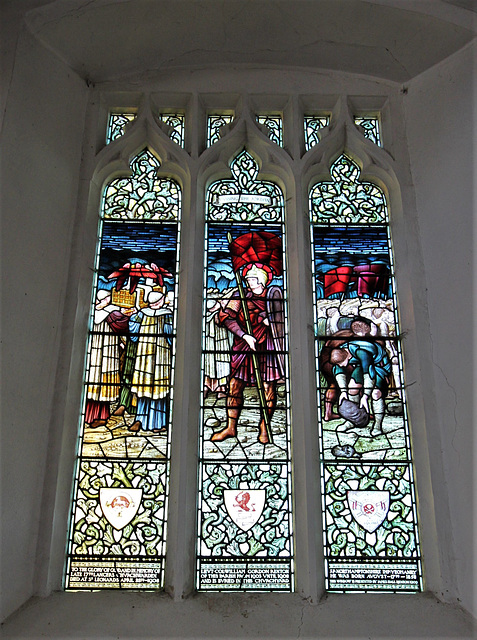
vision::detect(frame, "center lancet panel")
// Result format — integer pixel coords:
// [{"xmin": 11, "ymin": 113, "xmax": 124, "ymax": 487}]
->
[{"xmin": 197, "ymin": 150, "xmax": 294, "ymax": 591}]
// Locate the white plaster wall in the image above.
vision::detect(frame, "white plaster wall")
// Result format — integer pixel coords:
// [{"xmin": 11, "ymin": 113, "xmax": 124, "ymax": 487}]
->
[
  {"xmin": 1, "ymin": 0, "xmax": 476, "ymax": 636},
  {"xmin": 0, "ymin": 23, "xmax": 87, "ymax": 621},
  {"xmin": 2, "ymin": 591, "xmax": 476, "ymax": 640},
  {"xmin": 404, "ymin": 41, "xmax": 476, "ymax": 617}
]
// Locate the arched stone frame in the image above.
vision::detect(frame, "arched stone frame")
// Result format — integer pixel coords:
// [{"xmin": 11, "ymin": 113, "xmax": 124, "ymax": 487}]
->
[{"xmin": 44, "ymin": 80, "xmax": 447, "ymax": 608}]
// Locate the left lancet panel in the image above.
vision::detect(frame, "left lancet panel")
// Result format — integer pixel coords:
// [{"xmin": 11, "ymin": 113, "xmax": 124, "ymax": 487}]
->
[{"xmin": 65, "ymin": 149, "xmax": 181, "ymax": 590}]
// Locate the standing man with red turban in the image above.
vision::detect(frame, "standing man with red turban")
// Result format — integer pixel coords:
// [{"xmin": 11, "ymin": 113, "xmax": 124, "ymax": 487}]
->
[{"xmin": 211, "ymin": 261, "xmax": 285, "ymax": 444}]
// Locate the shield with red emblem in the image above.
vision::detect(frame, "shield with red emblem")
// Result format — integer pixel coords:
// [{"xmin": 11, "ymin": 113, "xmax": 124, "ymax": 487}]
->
[
  {"xmin": 99, "ymin": 488, "xmax": 142, "ymax": 530},
  {"xmin": 347, "ymin": 490, "xmax": 390, "ymax": 533},
  {"xmin": 224, "ymin": 489, "xmax": 266, "ymax": 531}
]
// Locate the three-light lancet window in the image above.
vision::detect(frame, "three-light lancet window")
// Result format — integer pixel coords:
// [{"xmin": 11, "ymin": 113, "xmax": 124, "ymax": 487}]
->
[{"xmin": 65, "ymin": 105, "xmax": 421, "ymax": 593}]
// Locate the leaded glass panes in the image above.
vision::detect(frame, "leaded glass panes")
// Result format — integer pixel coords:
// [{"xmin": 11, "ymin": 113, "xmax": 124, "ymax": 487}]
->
[
  {"xmin": 158, "ymin": 113, "xmax": 185, "ymax": 147},
  {"xmin": 310, "ymin": 155, "xmax": 386, "ymax": 225},
  {"xmin": 197, "ymin": 150, "xmax": 294, "ymax": 591},
  {"xmin": 106, "ymin": 112, "xmax": 137, "ymax": 144},
  {"xmin": 304, "ymin": 115, "xmax": 330, "ymax": 151},
  {"xmin": 256, "ymin": 115, "xmax": 283, "ymax": 146},
  {"xmin": 207, "ymin": 114, "xmax": 234, "ymax": 147},
  {"xmin": 65, "ymin": 149, "xmax": 181, "ymax": 590},
  {"xmin": 310, "ymin": 154, "xmax": 422, "ymax": 592},
  {"xmin": 354, "ymin": 117, "xmax": 382, "ymax": 146}
]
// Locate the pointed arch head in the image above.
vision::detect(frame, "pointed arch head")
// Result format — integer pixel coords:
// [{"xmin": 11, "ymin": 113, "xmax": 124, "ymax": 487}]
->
[
  {"xmin": 310, "ymin": 153, "xmax": 388, "ymax": 225},
  {"xmin": 102, "ymin": 148, "xmax": 181, "ymax": 221},
  {"xmin": 206, "ymin": 149, "xmax": 284, "ymax": 223}
]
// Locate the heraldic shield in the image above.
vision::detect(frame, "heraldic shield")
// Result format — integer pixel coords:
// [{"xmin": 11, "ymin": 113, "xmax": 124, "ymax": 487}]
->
[
  {"xmin": 224, "ymin": 489, "xmax": 266, "ymax": 532},
  {"xmin": 347, "ymin": 490, "xmax": 390, "ymax": 533},
  {"xmin": 99, "ymin": 488, "xmax": 142, "ymax": 530}
]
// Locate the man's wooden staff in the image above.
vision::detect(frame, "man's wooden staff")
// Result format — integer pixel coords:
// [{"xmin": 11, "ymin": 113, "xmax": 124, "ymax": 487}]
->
[{"xmin": 227, "ymin": 232, "xmax": 273, "ymax": 444}]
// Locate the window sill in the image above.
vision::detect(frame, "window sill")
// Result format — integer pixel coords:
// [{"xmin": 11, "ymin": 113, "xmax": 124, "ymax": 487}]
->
[{"xmin": 2, "ymin": 590, "xmax": 474, "ymax": 639}]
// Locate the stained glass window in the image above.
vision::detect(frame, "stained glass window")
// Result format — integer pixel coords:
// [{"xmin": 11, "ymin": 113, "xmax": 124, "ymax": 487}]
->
[
  {"xmin": 65, "ymin": 149, "xmax": 181, "ymax": 590},
  {"xmin": 304, "ymin": 115, "xmax": 330, "ymax": 151},
  {"xmin": 354, "ymin": 117, "xmax": 382, "ymax": 146},
  {"xmin": 106, "ymin": 112, "xmax": 137, "ymax": 144},
  {"xmin": 207, "ymin": 114, "xmax": 234, "ymax": 147},
  {"xmin": 310, "ymin": 154, "xmax": 422, "ymax": 592},
  {"xmin": 69, "ymin": 96, "xmax": 425, "ymax": 596},
  {"xmin": 256, "ymin": 115, "xmax": 283, "ymax": 146},
  {"xmin": 197, "ymin": 149, "xmax": 294, "ymax": 591},
  {"xmin": 158, "ymin": 113, "xmax": 185, "ymax": 147}
]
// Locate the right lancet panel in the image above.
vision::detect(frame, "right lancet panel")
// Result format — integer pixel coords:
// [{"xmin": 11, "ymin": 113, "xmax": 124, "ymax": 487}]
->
[{"xmin": 310, "ymin": 154, "xmax": 422, "ymax": 592}]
